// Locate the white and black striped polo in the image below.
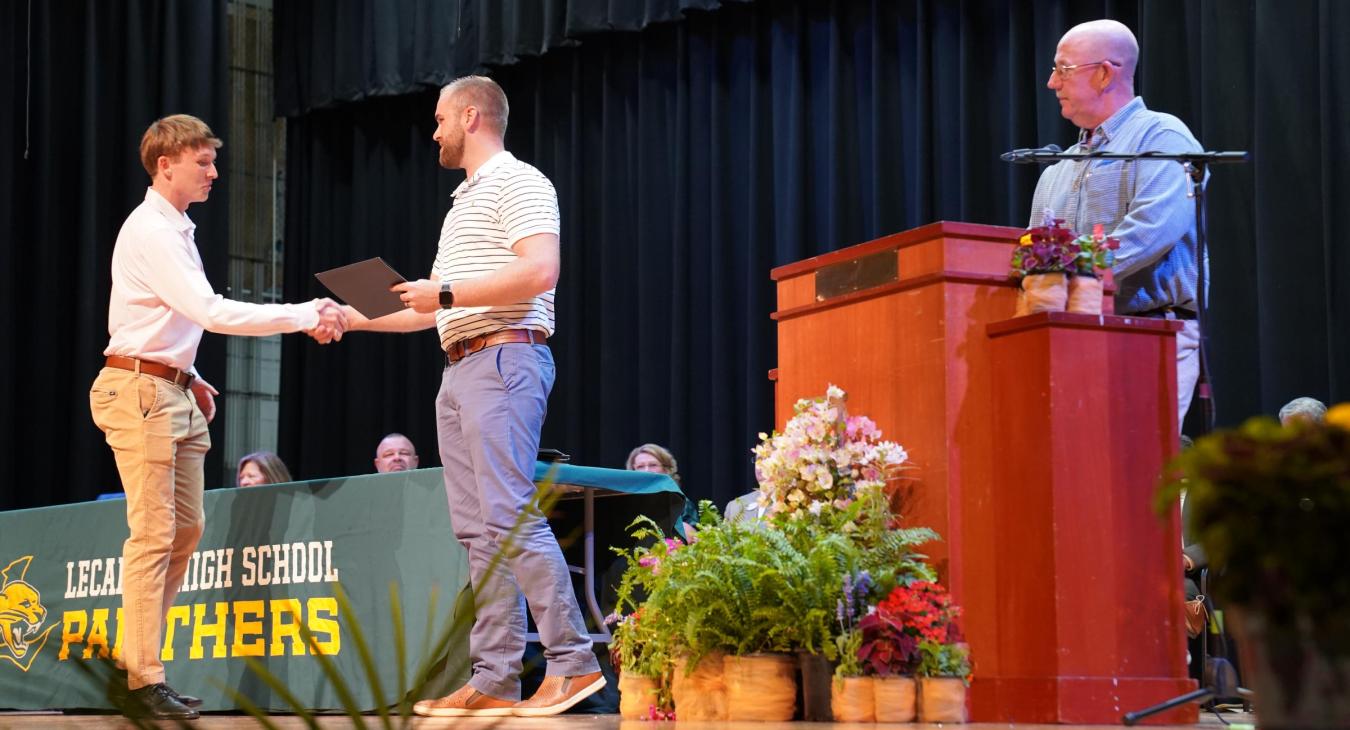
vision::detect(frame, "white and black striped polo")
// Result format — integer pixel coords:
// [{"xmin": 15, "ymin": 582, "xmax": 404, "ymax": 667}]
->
[{"xmin": 431, "ymin": 151, "xmax": 559, "ymax": 351}]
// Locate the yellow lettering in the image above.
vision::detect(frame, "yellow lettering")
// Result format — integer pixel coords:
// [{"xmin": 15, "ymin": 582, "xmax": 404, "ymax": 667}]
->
[
  {"xmin": 190, "ymin": 602, "xmax": 230, "ymax": 659},
  {"xmin": 58, "ymin": 611, "xmax": 88, "ymax": 661},
  {"xmin": 231, "ymin": 600, "xmax": 266, "ymax": 657},
  {"xmin": 113, "ymin": 607, "xmax": 124, "ymax": 661},
  {"xmin": 306, "ymin": 597, "xmax": 341, "ymax": 656},
  {"xmin": 161, "ymin": 605, "xmax": 191, "ymax": 661},
  {"xmin": 268, "ymin": 599, "xmax": 306, "ymax": 656},
  {"xmin": 83, "ymin": 608, "xmax": 112, "ymax": 659}
]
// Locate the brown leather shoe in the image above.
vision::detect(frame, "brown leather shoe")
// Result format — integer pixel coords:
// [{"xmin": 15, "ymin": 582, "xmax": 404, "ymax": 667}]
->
[
  {"xmin": 413, "ymin": 683, "xmax": 515, "ymax": 717},
  {"xmin": 512, "ymin": 671, "xmax": 606, "ymax": 717}
]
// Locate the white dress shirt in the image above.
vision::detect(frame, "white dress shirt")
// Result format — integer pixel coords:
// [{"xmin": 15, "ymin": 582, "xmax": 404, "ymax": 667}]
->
[{"xmin": 103, "ymin": 188, "xmax": 319, "ymax": 371}]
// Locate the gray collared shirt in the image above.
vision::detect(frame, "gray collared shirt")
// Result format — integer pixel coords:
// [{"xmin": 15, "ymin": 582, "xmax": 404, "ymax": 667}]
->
[{"xmin": 1029, "ymin": 97, "xmax": 1206, "ymax": 314}]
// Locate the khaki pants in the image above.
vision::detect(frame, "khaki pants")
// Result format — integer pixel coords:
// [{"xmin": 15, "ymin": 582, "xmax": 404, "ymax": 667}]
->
[{"xmin": 89, "ymin": 367, "xmax": 208, "ymax": 690}]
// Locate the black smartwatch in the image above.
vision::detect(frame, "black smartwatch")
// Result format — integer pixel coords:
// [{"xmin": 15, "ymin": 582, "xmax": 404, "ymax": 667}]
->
[{"xmin": 439, "ymin": 281, "xmax": 455, "ymax": 309}]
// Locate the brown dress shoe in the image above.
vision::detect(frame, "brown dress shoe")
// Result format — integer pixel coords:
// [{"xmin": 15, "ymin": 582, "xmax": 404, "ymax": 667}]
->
[
  {"xmin": 413, "ymin": 683, "xmax": 516, "ymax": 717},
  {"xmin": 512, "ymin": 671, "xmax": 606, "ymax": 717}
]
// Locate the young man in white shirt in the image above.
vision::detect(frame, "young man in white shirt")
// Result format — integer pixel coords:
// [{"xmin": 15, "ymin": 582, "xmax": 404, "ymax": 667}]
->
[{"xmin": 90, "ymin": 114, "xmax": 345, "ymax": 721}]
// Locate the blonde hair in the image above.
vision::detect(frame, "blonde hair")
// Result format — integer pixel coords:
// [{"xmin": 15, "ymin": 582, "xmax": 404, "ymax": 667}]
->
[
  {"xmin": 626, "ymin": 443, "xmax": 680, "ymax": 485},
  {"xmin": 440, "ymin": 76, "xmax": 510, "ymax": 134},
  {"xmin": 237, "ymin": 451, "xmax": 293, "ymax": 487},
  {"xmin": 139, "ymin": 114, "xmax": 222, "ymax": 179}
]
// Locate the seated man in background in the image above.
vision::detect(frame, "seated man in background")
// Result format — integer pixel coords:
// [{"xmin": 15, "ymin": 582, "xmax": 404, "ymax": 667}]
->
[
  {"xmin": 375, "ymin": 432, "xmax": 420, "ymax": 473},
  {"xmin": 1279, "ymin": 397, "xmax": 1327, "ymax": 425},
  {"xmin": 237, "ymin": 451, "xmax": 293, "ymax": 487},
  {"xmin": 724, "ymin": 490, "xmax": 765, "ymax": 523}
]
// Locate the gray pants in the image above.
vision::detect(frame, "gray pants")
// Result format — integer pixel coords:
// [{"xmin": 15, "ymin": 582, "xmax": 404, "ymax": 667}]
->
[{"xmin": 435, "ymin": 342, "xmax": 598, "ymax": 699}]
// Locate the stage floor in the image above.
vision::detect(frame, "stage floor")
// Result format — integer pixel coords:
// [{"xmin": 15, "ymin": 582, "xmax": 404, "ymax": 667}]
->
[{"xmin": 0, "ymin": 710, "xmax": 1255, "ymax": 729}]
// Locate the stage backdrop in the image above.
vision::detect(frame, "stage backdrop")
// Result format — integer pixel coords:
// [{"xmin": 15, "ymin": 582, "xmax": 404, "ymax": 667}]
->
[{"xmin": 272, "ymin": 0, "xmax": 1350, "ymax": 514}]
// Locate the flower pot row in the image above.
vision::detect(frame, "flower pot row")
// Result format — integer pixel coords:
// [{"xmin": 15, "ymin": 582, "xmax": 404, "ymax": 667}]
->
[
  {"xmin": 1016, "ymin": 272, "xmax": 1103, "ymax": 316},
  {"xmin": 619, "ymin": 652, "xmax": 967, "ymax": 723},
  {"xmin": 832, "ymin": 675, "xmax": 967, "ymax": 723}
]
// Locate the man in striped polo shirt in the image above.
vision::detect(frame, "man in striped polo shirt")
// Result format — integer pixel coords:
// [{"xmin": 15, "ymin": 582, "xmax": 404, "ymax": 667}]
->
[{"xmin": 341, "ymin": 76, "xmax": 603, "ymax": 717}]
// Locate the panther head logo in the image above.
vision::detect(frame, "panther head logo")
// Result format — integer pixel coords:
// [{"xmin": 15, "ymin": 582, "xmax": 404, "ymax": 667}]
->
[{"xmin": 0, "ymin": 556, "xmax": 57, "ymax": 672}]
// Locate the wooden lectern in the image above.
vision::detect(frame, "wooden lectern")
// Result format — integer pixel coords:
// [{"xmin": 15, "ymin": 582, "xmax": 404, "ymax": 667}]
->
[{"xmin": 770, "ymin": 222, "xmax": 1197, "ymax": 724}]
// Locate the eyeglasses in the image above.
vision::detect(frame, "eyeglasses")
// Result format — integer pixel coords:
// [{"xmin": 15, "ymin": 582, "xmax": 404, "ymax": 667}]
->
[{"xmin": 1050, "ymin": 59, "xmax": 1119, "ymax": 77}]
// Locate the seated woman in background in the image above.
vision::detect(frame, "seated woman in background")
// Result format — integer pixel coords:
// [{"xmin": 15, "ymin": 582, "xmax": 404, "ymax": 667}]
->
[
  {"xmin": 237, "ymin": 451, "xmax": 293, "ymax": 488},
  {"xmin": 626, "ymin": 443, "xmax": 680, "ymax": 484},
  {"xmin": 626, "ymin": 443, "xmax": 699, "ymax": 536}
]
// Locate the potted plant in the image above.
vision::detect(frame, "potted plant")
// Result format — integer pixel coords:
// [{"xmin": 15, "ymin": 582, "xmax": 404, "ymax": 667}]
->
[
  {"xmin": 859, "ymin": 579, "xmax": 968, "ymax": 722},
  {"xmin": 608, "ymin": 610, "xmax": 670, "ymax": 720},
  {"xmin": 609, "ymin": 517, "xmax": 684, "ymax": 719},
  {"xmin": 1065, "ymin": 223, "xmax": 1119, "ymax": 313},
  {"xmin": 1156, "ymin": 406, "xmax": 1350, "ymax": 729},
  {"xmin": 916, "ymin": 640, "xmax": 973, "ymax": 722},
  {"xmin": 829, "ymin": 570, "xmax": 876, "ymax": 722},
  {"xmin": 1010, "ymin": 212, "xmax": 1078, "ymax": 315}
]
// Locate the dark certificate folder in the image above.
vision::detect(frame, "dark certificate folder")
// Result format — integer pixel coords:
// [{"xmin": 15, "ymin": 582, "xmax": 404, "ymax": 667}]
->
[{"xmin": 314, "ymin": 257, "xmax": 408, "ymax": 319}]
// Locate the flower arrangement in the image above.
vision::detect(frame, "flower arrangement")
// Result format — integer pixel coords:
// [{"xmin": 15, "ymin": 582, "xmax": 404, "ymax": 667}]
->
[
  {"xmin": 1070, "ymin": 223, "xmax": 1120, "ymax": 277},
  {"xmin": 857, "ymin": 580, "xmax": 965, "ymax": 678},
  {"xmin": 1010, "ymin": 215, "xmax": 1077, "ymax": 278},
  {"xmin": 1010, "ymin": 211, "xmax": 1119, "ymax": 279},
  {"xmin": 1156, "ymin": 405, "xmax": 1350, "ymax": 641},
  {"xmin": 753, "ymin": 385, "xmax": 909, "ymax": 521},
  {"xmin": 1155, "ymin": 407, "xmax": 1350, "ymax": 727}
]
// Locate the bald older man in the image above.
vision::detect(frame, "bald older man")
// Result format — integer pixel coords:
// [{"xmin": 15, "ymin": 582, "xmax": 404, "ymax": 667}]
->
[{"xmin": 1029, "ymin": 20, "xmax": 1206, "ymax": 427}]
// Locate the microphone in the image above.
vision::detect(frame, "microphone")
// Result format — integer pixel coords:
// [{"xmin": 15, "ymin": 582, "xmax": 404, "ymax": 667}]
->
[{"xmin": 1001, "ymin": 144, "xmax": 1063, "ymax": 163}]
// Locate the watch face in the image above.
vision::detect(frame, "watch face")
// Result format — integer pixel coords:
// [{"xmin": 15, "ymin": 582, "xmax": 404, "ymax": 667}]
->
[{"xmin": 439, "ymin": 283, "xmax": 454, "ymax": 308}]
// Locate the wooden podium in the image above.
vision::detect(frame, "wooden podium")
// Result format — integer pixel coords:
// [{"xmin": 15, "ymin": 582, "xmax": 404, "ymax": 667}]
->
[{"xmin": 770, "ymin": 222, "xmax": 1197, "ymax": 724}]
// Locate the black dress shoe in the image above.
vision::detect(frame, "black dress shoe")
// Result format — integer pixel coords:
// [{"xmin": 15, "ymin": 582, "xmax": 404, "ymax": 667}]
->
[
  {"xmin": 123, "ymin": 683, "xmax": 199, "ymax": 720},
  {"xmin": 168, "ymin": 685, "xmax": 203, "ymax": 708}
]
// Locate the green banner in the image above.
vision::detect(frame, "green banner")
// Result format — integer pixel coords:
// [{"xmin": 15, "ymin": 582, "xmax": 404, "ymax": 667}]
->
[
  {"xmin": 0, "ymin": 468, "xmax": 471, "ymax": 712},
  {"xmin": 0, "ymin": 463, "xmax": 684, "ymax": 712}
]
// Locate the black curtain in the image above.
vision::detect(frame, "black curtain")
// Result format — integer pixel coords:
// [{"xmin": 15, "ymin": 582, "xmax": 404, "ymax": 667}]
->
[
  {"xmin": 0, "ymin": 0, "xmax": 229, "ymax": 510},
  {"xmin": 274, "ymin": 0, "xmax": 757, "ymax": 117},
  {"xmin": 272, "ymin": 0, "xmax": 1345, "ymax": 513}
]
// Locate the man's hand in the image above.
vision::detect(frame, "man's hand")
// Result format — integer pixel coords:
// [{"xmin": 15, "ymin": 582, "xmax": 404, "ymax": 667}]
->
[
  {"xmin": 307, "ymin": 298, "xmax": 349, "ymax": 344},
  {"xmin": 190, "ymin": 377, "xmax": 219, "ymax": 423},
  {"xmin": 392, "ymin": 279, "xmax": 441, "ymax": 314},
  {"xmin": 339, "ymin": 304, "xmax": 369, "ymax": 332}
]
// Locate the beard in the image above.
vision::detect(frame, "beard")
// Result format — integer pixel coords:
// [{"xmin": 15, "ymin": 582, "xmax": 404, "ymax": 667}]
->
[{"xmin": 438, "ymin": 133, "xmax": 464, "ymax": 169}]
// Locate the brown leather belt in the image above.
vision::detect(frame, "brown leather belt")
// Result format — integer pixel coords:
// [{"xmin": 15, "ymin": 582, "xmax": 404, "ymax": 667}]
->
[
  {"xmin": 105, "ymin": 355, "xmax": 194, "ymax": 388},
  {"xmin": 445, "ymin": 329, "xmax": 546, "ymax": 364}
]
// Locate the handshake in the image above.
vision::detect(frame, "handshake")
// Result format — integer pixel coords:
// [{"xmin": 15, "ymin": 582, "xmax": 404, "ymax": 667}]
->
[{"xmin": 306, "ymin": 298, "xmax": 353, "ymax": 345}]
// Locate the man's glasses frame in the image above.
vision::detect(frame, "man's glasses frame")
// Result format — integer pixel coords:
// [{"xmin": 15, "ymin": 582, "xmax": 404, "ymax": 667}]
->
[{"xmin": 1051, "ymin": 59, "xmax": 1120, "ymax": 77}]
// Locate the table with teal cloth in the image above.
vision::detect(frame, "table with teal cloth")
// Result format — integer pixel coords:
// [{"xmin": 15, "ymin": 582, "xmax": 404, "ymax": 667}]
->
[{"xmin": 0, "ymin": 463, "xmax": 683, "ymax": 712}]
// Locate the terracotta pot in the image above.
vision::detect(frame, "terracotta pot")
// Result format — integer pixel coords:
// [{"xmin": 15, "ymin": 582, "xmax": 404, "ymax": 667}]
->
[
  {"xmin": 1015, "ymin": 272, "xmax": 1069, "ymax": 316},
  {"xmin": 796, "ymin": 651, "xmax": 834, "ymax": 721},
  {"xmin": 873, "ymin": 675, "xmax": 917, "ymax": 722},
  {"xmin": 1229, "ymin": 606, "xmax": 1350, "ymax": 729},
  {"xmin": 724, "ymin": 653, "xmax": 796, "ymax": 721},
  {"xmin": 671, "ymin": 653, "xmax": 726, "ymax": 720},
  {"xmin": 1067, "ymin": 274, "xmax": 1104, "ymax": 314},
  {"xmin": 918, "ymin": 676, "xmax": 968, "ymax": 722},
  {"xmin": 830, "ymin": 676, "xmax": 876, "ymax": 722},
  {"xmin": 617, "ymin": 673, "xmax": 661, "ymax": 720}
]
